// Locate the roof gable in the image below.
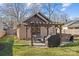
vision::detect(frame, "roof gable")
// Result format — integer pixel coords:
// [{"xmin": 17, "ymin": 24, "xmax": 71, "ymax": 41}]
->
[{"xmin": 23, "ymin": 12, "xmax": 52, "ymax": 24}]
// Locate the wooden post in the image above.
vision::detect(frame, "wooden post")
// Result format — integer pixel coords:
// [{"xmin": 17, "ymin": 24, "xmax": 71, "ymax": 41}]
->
[
  {"xmin": 59, "ymin": 25, "xmax": 62, "ymax": 38},
  {"xmin": 26, "ymin": 26, "xmax": 27, "ymax": 40},
  {"xmin": 47, "ymin": 26, "xmax": 49, "ymax": 35},
  {"xmin": 55, "ymin": 25, "xmax": 57, "ymax": 34},
  {"xmin": 56, "ymin": 27, "xmax": 57, "ymax": 34},
  {"xmin": 31, "ymin": 26, "xmax": 33, "ymax": 46}
]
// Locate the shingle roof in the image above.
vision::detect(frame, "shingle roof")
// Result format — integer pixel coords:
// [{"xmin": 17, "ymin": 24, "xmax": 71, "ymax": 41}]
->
[{"xmin": 64, "ymin": 20, "xmax": 79, "ymax": 27}]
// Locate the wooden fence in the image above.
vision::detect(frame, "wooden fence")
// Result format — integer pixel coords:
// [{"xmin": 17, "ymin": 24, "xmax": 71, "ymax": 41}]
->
[{"xmin": 0, "ymin": 30, "xmax": 6, "ymax": 38}]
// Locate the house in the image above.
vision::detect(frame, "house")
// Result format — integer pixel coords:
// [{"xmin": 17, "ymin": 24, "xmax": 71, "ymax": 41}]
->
[
  {"xmin": 17, "ymin": 12, "xmax": 63, "ymax": 40},
  {"xmin": 62, "ymin": 20, "xmax": 79, "ymax": 39}
]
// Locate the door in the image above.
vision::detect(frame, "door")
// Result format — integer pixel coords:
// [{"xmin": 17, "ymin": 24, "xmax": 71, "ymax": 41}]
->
[
  {"xmin": 31, "ymin": 24, "xmax": 41, "ymax": 42},
  {"xmin": 31, "ymin": 26, "xmax": 40, "ymax": 37}
]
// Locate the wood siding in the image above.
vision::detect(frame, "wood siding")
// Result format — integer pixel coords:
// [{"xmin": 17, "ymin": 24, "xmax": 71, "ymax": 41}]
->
[{"xmin": 17, "ymin": 25, "xmax": 26, "ymax": 39}]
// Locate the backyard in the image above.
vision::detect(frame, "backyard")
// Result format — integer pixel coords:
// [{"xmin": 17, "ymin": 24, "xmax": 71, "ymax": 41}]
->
[{"xmin": 0, "ymin": 35, "xmax": 79, "ymax": 56}]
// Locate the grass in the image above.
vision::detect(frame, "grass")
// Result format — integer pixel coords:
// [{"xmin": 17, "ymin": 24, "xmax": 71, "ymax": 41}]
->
[
  {"xmin": 1, "ymin": 35, "xmax": 79, "ymax": 56},
  {"xmin": 13, "ymin": 36, "xmax": 30, "ymax": 45},
  {"xmin": 13, "ymin": 46, "xmax": 79, "ymax": 56},
  {"xmin": 0, "ymin": 35, "xmax": 14, "ymax": 56},
  {"xmin": 61, "ymin": 40, "xmax": 79, "ymax": 47}
]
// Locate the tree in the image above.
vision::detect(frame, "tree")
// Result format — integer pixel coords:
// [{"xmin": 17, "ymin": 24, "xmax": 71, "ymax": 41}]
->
[
  {"xmin": 29, "ymin": 3, "xmax": 43, "ymax": 15},
  {"xmin": 45, "ymin": 3, "xmax": 70, "ymax": 23},
  {"xmin": 60, "ymin": 13, "xmax": 70, "ymax": 23},
  {"xmin": 1, "ymin": 3, "xmax": 28, "ymax": 23},
  {"xmin": 51, "ymin": 11, "xmax": 60, "ymax": 22},
  {"xmin": 0, "ymin": 3, "xmax": 29, "ymax": 29},
  {"xmin": 44, "ymin": 3, "xmax": 57, "ymax": 20}
]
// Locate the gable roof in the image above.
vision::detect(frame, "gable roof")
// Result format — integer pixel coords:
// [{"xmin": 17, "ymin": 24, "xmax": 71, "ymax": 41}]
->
[
  {"xmin": 37, "ymin": 12, "xmax": 52, "ymax": 22},
  {"xmin": 64, "ymin": 20, "xmax": 79, "ymax": 27},
  {"xmin": 23, "ymin": 12, "xmax": 52, "ymax": 24}
]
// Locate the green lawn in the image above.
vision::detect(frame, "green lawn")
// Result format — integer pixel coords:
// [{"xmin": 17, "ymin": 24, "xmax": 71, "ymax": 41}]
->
[{"xmin": 0, "ymin": 35, "xmax": 79, "ymax": 56}]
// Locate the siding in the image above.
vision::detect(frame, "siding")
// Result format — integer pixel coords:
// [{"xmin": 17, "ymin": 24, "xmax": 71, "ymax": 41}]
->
[
  {"xmin": 40, "ymin": 27, "xmax": 47, "ymax": 38},
  {"xmin": 62, "ymin": 28, "xmax": 79, "ymax": 39},
  {"xmin": 63, "ymin": 29, "xmax": 79, "ymax": 35},
  {"xmin": 40, "ymin": 26, "xmax": 56, "ymax": 38},
  {"xmin": 17, "ymin": 25, "xmax": 57, "ymax": 39},
  {"xmin": 17, "ymin": 25, "xmax": 26, "ymax": 39},
  {"xmin": 49, "ymin": 26, "xmax": 56, "ymax": 35},
  {"xmin": 27, "ymin": 27, "xmax": 31, "ymax": 39}
]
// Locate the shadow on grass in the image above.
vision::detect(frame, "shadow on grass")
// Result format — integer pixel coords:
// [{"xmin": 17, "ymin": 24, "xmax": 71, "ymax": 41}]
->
[
  {"xmin": 61, "ymin": 41, "xmax": 79, "ymax": 47},
  {"xmin": 0, "ymin": 37, "xmax": 14, "ymax": 56}
]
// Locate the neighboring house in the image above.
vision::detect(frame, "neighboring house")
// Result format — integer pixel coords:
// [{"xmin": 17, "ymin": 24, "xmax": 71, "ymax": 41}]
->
[
  {"xmin": 62, "ymin": 20, "xmax": 79, "ymax": 38},
  {"xmin": 17, "ymin": 12, "xmax": 63, "ymax": 40}
]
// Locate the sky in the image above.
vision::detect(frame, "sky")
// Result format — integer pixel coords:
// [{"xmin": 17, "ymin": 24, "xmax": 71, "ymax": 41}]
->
[
  {"xmin": 60, "ymin": 3, "xmax": 79, "ymax": 19},
  {"xmin": 0, "ymin": 3, "xmax": 79, "ymax": 20},
  {"xmin": 27, "ymin": 3, "xmax": 79, "ymax": 19}
]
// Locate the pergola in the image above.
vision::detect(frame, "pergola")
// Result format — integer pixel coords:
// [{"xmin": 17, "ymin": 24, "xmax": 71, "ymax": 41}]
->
[
  {"xmin": 22, "ymin": 12, "xmax": 64, "ymax": 46},
  {"xmin": 23, "ymin": 22, "xmax": 64, "ymax": 46}
]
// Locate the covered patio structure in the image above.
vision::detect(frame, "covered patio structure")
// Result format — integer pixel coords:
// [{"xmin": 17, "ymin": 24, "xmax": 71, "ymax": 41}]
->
[{"xmin": 17, "ymin": 12, "xmax": 64, "ymax": 46}]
